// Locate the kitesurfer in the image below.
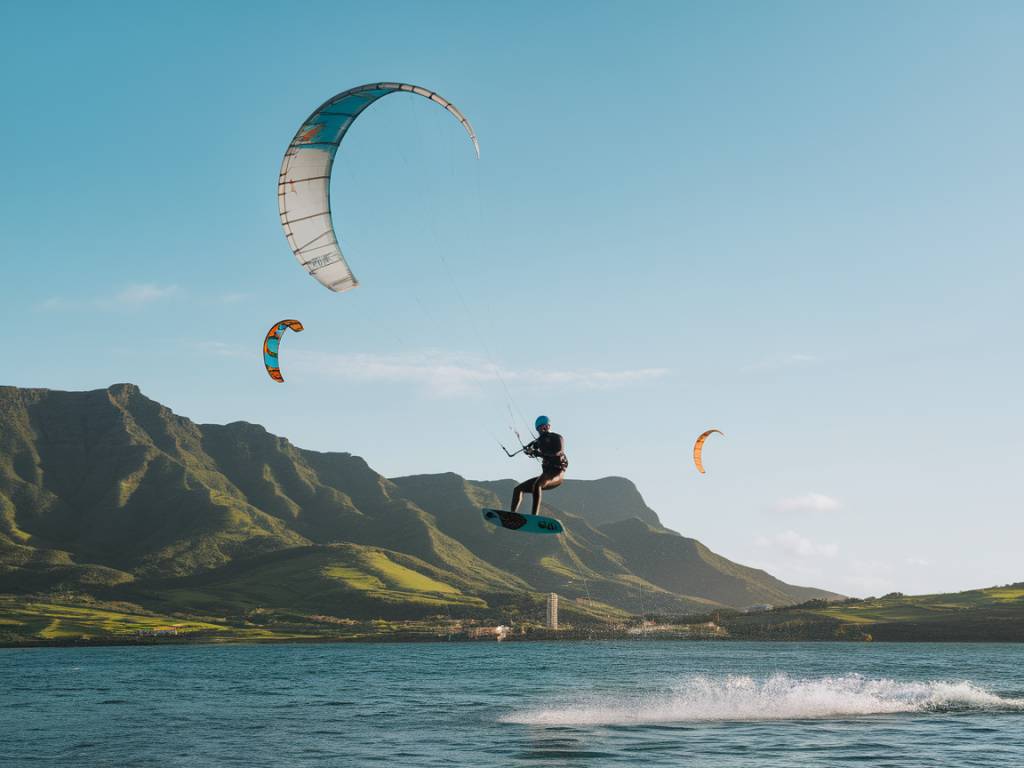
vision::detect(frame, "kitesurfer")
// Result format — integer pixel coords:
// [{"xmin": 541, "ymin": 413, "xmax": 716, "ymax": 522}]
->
[{"xmin": 511, "ymin": 416, "xmax": 568, "ymax": 516}]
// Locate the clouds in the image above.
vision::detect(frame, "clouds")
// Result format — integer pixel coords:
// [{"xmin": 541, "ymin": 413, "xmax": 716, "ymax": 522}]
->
[
  {"xmin": 757, "ymin": 530, "xmax": 839, "ymax": 559},
  {"xmin": 751, "ymin": 533, "xmax": 934, "ymax": 597},
  {"xmin": 749, "ymin": 530, "xmax": 840, "ymax": 590},
  {"xmin": 288, "ymin": 350, "xmax": 669, "ymax": 397},
  {"xmin": 216, "ymin": 292, "xmax": 251, "ymax": 304},
  {"xmin": 38, "ymin": 283, "xmax": 179, "ymax": 311},
  {"xmin": 844, "ymin": 559, "xmax": 897, "ymax": 594},
  {"xmin": 37, "ymin": 285, "xmax": 255, "ymax": 313},
  {"xmin": 753, "ymin": 493, "xmax": 844, "ymax": 587},
  {"xmin": 194, "ymin": 341, "xmax": 246, "ymax": 358},
  {"xmin": 189, "ymin": 341, "xmax": 669, "ymax": 397},
  {"xmin": 741, "ymin": 353, "xmax": 820, "ymax": 373},
  {"xmin": 111, "ymin": 283, "xmax": 178, "ymax": 306},
  {"xmin": 773, "ymin": 492, "xmax": 841, "ymax": 514}
]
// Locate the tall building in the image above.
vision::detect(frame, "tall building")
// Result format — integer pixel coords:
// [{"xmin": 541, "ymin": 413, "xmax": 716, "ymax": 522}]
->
[{"xmin": 546, "ymin": 592, "xmax": 559, "ymax": 630}]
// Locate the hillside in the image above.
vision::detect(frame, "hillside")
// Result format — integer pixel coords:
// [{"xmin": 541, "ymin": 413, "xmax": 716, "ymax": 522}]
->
[
  {"xmin": 0, "ymin": 384, "xmax": 839, "ymax": 639},
  {"xmin": 711, "ymin": 584, "xmax": 1024, "ymax": 642}
]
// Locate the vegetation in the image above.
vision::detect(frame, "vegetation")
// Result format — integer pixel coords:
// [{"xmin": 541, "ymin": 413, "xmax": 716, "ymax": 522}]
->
[
  {"xmin": 0, "ymin": 594, "xmax": 226, "ymax": 644},
  {"xmin": 696, "ymin": 583, "xmax": 1024, "ymax": 642},
  {"xmin": 2, "ymin": 384, "xmax": 1020, "ymax": 645}
]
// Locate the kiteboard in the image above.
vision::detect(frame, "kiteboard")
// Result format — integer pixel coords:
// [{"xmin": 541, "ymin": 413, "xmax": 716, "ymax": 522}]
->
[{"xmin": 482, "ymin": 508, "xmax": 563, "ymax": 535}]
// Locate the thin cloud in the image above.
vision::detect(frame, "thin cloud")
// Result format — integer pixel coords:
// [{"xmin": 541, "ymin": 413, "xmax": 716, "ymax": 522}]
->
[
  {"xmin": 288, "ymin": 350, "xmax": 669, "ymax": 397},
  {"xmin": 773, "ymin": 492, "xmax": 841, "ymax": 514},
  {"xmin": 110, "ymin": 283, "xmax": 178, "ymax": 306},
  {"xmin": 741, "ymin": 353, "xmax": 819, "ymax": 373},
  {"xmin": 38, "ymin": 296, "xmax": 74, "ymax": 311},
  {"xmin": 845, "ymin": 559, "xmax": 896, "ymax": 595},
  {"xmin": 757, "ymin": 530, "xmax": 839, "ymax": 559},
  {"xmin": 216, "ymin": 292, "xmax": 251, "ymax": 304},
  {"xmin": 748, "ymin": 559, "xmax": 827, "ymax": 583},
  {"xmin": 194, "ymin": 341, "xmax": 247, "ymax": 358},
  {"xmin": 38, "ymin": 283, "xmax": 179, "ymax": 311}
]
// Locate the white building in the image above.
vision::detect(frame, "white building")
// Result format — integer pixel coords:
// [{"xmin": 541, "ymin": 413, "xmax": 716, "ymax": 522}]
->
[{"xmin": 547, "ymin": 593, "xmax": 559, "ymax": 629}]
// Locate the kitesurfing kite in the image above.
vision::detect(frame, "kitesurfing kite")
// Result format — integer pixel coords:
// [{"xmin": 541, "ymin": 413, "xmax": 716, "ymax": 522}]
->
[
  {"xmin": 278, "ymin": 82, "xmax": 479, "ymax": 293},
  {"xmin": 263, "ymin": 319, "xmax": 304, "ymax": 382},
  {"xmin": 693, "ymin": 429, "xmax": 723, "ymax": 474}
]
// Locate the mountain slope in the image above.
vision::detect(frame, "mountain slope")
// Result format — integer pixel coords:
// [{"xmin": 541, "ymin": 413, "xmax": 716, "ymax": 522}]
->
[
  {"xmin": 597, "ymin": 517, "xmax": 832, "ymax": 607},
  {"xmin": 473, "ymin": 476, "xmax": 661, "ymax": 527},
  {"xmin": 0, "ymin": 385, "xmax": 306, "ymax": 585},
  {"xmin": 0, "ymin": 384, "xmax": 840, "ymax": 619}
]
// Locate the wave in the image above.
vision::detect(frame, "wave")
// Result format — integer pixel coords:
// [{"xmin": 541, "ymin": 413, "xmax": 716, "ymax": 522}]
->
[{"xmin": 502, "ymin": 674, "xmax": 1024, "ymax": 726}]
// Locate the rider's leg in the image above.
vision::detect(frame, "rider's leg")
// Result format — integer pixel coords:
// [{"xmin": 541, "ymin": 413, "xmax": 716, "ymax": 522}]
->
[
  {"xmin": 511, "ymin": 477, "xmax": 537, "ymax": 513},
  {"xmin": 531, "ymin": 471, "xmax": 564, "ymax": 515}
]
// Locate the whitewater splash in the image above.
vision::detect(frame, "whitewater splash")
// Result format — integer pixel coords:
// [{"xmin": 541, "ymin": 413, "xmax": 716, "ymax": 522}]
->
[{"xmin": 502, "ymin": 674, "xmax": 1024, "ymax": 726}]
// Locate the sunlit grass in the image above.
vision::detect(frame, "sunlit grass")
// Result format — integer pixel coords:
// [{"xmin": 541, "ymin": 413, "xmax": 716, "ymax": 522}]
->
[
  {"xmin": 803, "ymin": 584, "xmax": 1024, "ymax": 626},
  {"xmin": 362, "ymin": 550, "xmax": 459, "ymax": 594},
  {"xmin": 0, "ymin": 595, "xmax": 224, "ymax": 641},
  {"xmin": 322, "ymin": 565, "xmax": 386, "ymax": 591}
]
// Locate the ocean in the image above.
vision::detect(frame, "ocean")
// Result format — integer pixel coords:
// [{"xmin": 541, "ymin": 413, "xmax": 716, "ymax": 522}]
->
[{"xmin": 2, "ymin": 641, "xmax": 1022, "ymax": 766}]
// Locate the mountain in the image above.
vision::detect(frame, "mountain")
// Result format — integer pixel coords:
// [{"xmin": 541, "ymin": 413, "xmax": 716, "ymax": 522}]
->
[
  {"xmin": 473, "ymin": 477, "xmax": 662, "ymax": 527},
  {"xmin": 0, "ymin": 384, "xmax": 839, "ymax": 626}
]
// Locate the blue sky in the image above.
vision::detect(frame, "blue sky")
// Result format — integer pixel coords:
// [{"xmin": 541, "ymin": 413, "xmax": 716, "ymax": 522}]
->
[{"xmin": 2, "ymin": 1, "xmax": 1022, "ymax": 597}]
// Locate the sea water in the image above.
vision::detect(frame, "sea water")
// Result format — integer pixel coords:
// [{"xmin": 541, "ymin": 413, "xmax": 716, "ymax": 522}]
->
[{"xmin": 2, "ymin": 641, "xmax": 1022, "ymax": 766}]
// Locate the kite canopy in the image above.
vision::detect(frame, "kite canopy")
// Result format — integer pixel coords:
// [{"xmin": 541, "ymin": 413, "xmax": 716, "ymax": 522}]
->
[
  {"xmin": 278, "ymin": 82, "xmax": 480, "ymax": 293},
  {"xmin": 263, "ymin": 319, "xmax": 304, "ymax": 382},
  {"xmin": 693, "ymin": 429, "xmax": 723, "ymax": 474}
]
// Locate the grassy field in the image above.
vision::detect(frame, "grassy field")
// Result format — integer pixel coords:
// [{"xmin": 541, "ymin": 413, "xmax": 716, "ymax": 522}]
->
[
  {"xmin": 717, "ymin": 584, "xmax": 1024, "ymax": 641},
  {"xmin": 0, "ymin": 594, "xmax": 466, "ymax": 645},
  {"xmin": 807, "ymin": 585, "xmax": 1024, "ymax": 623},
  {"xmin": 4, "ymin": 583, "xmax": 1023, "ymax": 646},
  {"xmin": 0, "ymin": 595, "xmax": 225, "ymax": 642},
  {"xmin": 320, "ymin": 548, "xmax": 471, "ymax": 606}
]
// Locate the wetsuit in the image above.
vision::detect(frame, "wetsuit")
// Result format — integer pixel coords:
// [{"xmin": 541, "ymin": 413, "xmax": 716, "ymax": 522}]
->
[
  {"xmin": 511, "ymin": 432, "xmax": 567, "ymax": 516},
  {"xmin": 527, "ymin": 432, "xmax": 568, "ymax": 473}
]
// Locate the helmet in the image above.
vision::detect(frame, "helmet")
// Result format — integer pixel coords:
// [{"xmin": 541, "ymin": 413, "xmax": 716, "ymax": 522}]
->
[{"xmin": 535, "ymin": 415, "xmax": 551, "ymax": 430}]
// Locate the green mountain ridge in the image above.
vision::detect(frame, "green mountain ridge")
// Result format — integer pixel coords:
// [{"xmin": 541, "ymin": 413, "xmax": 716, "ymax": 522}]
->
[{"xmin": 0, "ymin": 383, "xmax": 840, "ymax": 625}]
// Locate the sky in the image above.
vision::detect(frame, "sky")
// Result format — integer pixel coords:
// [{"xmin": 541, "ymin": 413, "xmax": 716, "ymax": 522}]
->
[{"xmin": 2, "ymin": 1, "xmax": 1022, "ymax": 598}]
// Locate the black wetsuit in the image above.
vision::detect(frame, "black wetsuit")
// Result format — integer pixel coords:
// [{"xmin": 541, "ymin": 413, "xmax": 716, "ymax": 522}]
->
[{"xmin": 528, "ymin": 432, "xmax": 568, "ymax": 474}]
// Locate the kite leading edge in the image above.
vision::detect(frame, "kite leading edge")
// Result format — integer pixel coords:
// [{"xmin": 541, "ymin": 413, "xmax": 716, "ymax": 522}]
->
[
  {"xmin": 278, "ymin": 82, "xmax": 479, "ymax": 293},
  {"xmin": 693, "ymin": 429, "xmax": 724, "ymax": 474},
  {"xmin": 263, "ymin": 319, "xmax": 304, "ymax": 382}
]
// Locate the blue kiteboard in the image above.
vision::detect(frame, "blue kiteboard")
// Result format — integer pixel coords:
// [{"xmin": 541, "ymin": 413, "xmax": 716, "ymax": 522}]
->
[{"xmin": 482, "ymin": 508, "xmax": 564, "ymax": 534}]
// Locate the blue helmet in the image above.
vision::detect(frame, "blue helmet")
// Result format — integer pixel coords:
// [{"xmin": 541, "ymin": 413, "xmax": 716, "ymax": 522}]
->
[{"xmin": 535, "ymin": 415, "xmax": 551, "ymax": 430}]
